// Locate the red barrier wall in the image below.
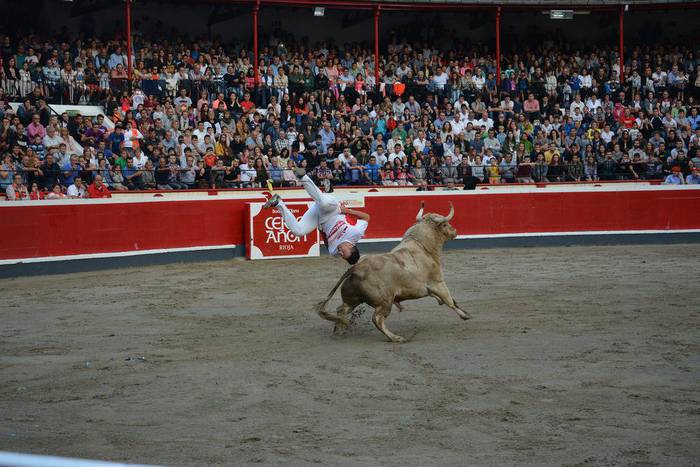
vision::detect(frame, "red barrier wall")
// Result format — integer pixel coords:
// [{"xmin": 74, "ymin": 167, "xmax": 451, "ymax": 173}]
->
[{"xmin": 2, "ymin": 186, "xmax": 699, "ymax": 261}]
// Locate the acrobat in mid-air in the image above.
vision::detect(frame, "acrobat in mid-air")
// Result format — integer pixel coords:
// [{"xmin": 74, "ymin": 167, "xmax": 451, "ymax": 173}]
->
[{"xmin": 263, "ymin": 175, "xmax": 370, "ymax": 264}]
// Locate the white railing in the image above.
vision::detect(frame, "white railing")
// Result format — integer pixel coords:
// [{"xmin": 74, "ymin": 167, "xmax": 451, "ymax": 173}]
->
[{"xmin": 0, "ymin": 452, "xmax": 158, "ymax": 467}]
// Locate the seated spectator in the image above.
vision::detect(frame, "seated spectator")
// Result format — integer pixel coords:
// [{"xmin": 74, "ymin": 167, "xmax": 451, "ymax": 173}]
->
[
  {"xmin": 122, "ymin": 158, "xmax": 143, "ymax": 190},
  {"xmin": 67, "ymin": 177, "xmax": 87, "ymax": 198},
  {"xmin": 5, "ymin": 174, "xmax": 28, "ymax": 200},
  {"xmin": 664, "ymin": 166, "xmax": 685, "ymax": 185},
  {"xmin": 87, "ymin": 175, "xmax": 112, "ymax": 198},
  {"xmin": 45, "ymin": 184, "xmax": 67, "ymax": 199},
  {"xmin": 140, "ymin": 160, "xmax": 157, "ymax": 190},
  {"xmin": 686, "ymin": 167, "xmax": 700, "ymax": 184}
]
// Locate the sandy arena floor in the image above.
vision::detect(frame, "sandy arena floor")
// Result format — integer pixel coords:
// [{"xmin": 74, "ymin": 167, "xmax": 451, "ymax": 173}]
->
[{"xmin": 1, "ymin": 245, "xmax": 699, "ymax": 466}]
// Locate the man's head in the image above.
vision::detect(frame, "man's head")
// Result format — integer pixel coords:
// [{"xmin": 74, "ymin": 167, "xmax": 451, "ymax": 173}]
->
[{"xmin": 338, "ymin": 242, "xmax": 361, "ymax": 265}]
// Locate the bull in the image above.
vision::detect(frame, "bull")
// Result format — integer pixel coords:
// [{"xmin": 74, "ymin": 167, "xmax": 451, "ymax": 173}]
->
[{"xmin": 314, "ymin": 201, "xmax": 470, "ymax": 342}]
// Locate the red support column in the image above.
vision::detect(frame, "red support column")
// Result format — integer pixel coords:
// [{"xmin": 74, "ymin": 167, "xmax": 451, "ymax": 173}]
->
[
  {"xmin": 619, "ymin": 5, "xmax": 624, "ymax": 84},
  {"xmin": 495, "ymin": 6, "xmax": 501, "ymax": 86},
  {"xmin": 374, "ymin": 6, "xmax": 380, "ymax": 87},
  {"xmin": 126, "ymin": 0, "xmax": 133, "ymax": 80},
  {"xmin": 253, "ymin": 0, "xmax": 260, "ymax": 86}
]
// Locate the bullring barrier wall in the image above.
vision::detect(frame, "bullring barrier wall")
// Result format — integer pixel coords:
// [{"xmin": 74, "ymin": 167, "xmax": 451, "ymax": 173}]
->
[{"xmin": 1, "ymin": 182, "xmax": 699, "ymax": 275}]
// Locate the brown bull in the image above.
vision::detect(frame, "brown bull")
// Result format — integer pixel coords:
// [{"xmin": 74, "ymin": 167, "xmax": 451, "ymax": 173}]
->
[{"xmin": 314, "ymin": 201, "xmax": 470, "ymax": 342}]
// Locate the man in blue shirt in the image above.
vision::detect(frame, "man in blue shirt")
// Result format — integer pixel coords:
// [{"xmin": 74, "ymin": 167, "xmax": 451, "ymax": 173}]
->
[
  {"xmin": 685, "ymin": 167, "xmax": 700, "ymax": 184},
  {"xmin": 62, "ymin": 155, "xmax": 82, "ymax": 186},
  {"xmin": 109, "ymin": 125, "xmax": 125, "ymax": 154},
  {"xmin": 319, "ymin": 121, "xmax": 335, "ymax": 154},
  {"xmin": 364, "ymin": 155, "xmax": 381, "ymax": 185},
  {"xmin": 268, "ymin": 157, "xmax": 284, "ymax": 187},
  {"xmin": 663, "ymin": 166, "xmax": 685, "ymax": 185}
]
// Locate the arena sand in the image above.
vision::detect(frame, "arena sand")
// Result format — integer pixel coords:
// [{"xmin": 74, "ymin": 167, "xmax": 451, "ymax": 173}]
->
[{"xmin": 1, "ymin": 245, "xmax": 698, "ymax": 466}]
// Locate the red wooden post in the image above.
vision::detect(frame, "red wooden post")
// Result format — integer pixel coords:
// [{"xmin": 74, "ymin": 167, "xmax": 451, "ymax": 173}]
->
[
  {"xmin": 619, "ymin": 5, "xmax": 624, "ymax": 84},
  {"xmin": 126, "ymin": 0, "xmax": 133, "ymax": 80},
  {"xmin": 374, "ymin": 6, "xmax": 380, "ymax": 87},
  {"xmin": 253, "ymin": 0, "xmax": 260, "ymax": 86},
  {"xmin": 496, "ymin": 6, "xmax": 501, "ymax": 86}
]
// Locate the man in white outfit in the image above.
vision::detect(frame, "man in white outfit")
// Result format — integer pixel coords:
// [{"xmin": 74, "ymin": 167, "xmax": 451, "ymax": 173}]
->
[{"xmin": 263, "ymin": 175, "xmax": 370, "ymax": 264}]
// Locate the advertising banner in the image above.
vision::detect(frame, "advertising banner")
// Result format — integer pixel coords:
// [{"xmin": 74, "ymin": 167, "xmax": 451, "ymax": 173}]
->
[{"xmin": 246, "ymin": 202, "xmax": 320, "ymax": 260}]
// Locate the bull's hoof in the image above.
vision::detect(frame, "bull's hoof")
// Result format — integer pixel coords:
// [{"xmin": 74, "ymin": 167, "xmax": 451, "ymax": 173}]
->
[
  {"xmin": 333, "ymin": 323, "xmax": 348, "ymax": 335},
  {"xmin": 460, "ymin": 313, "xmax": 471, "ymax": 321},
  {"xmin": 389, "ymin": 335, "xmax": 406, "ymax": 343}
]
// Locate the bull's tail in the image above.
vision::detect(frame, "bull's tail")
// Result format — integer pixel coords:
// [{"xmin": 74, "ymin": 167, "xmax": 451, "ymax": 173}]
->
[{"xmin": 313, "ymin": 265, "xmax": 355, "ymax": 326}]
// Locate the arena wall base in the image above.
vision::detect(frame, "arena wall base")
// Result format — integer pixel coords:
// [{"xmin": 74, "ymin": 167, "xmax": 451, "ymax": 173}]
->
[
  {"xmin": 357, "ymin": 231, "xmax": 700, "ymax": 254},
  {"xmin": 0, "ymin": 246, "xmax": 242, "ymax": 279},
  {"xmin": 3, "ymin": 230, "xmax": 700, "ymax": 278}
]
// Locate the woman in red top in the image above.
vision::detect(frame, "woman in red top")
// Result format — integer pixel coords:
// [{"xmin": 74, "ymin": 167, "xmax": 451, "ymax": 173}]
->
[
  {"xmin": 29, "ymin": 182, "xmax": 44, "ymax": 200},
  {"xmin": 294, "ymin": 97, "xmax": 309, "ymax": 127}
]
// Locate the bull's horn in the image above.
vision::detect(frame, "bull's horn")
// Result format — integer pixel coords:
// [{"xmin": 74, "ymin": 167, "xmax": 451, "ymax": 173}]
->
[
  {"xmin": 415, "ymin": 201, "xmax": 425, "ymax": 222},
  {"xmin": 444, "ymin": 202, "xmax": 454, "ymax": 221}
]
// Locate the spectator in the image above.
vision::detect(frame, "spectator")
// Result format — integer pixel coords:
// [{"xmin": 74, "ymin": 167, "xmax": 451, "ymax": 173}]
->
[
  {"xmin": 122, "ymin": 158, "xmax": 143, "ymax": 190},
  {"xmin": 686, "ymin": 167, "xmax": 700, "ymax": 184},
  {"xmin": 87, "ymin": 174, "xmax": 112, "ymax": 198},
  {"xmin": 67, "ymin": 177, "xmax": 87, "ymax": 198},
  {"xmin": 140, "ymin": 160, "xmax": 157, "ymax": 189},
  {"xmin": 5, "ymin": 173, "xmax": 28, "ymax": 200},
  {"xmin": 664, "ymin": 166, "xmax": 685, "ymax": 185},
  {"xmin": 45, "ymin": 184, "xmax": 67, "ymax": 199}
]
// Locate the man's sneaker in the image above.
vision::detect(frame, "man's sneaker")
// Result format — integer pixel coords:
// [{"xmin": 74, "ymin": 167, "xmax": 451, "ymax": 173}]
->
[
  {"xmin": 266, "ymin": 179, "xmax": 274, "ymax": 192},
  {"xmin": 263, "ymin": 194, "xmax": 280, "ymax": 209}
]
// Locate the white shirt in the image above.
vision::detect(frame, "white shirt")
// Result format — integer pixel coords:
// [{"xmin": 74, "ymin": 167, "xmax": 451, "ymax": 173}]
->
[
  {"xmin": 321, "ymin": 213, "xmax": 369, "ymax": 256},
  {"xmin": 601, "ymin": 130, "xmax": 615, "ymax": 144},
  {"xmin": 476, "ymin": 117, "xmax": 493, "ymax": 130},
  {"xmin": 413, "ymin": 138, "xmax": 427, "ymax": 153},
  {"xmin": 123, "ymin": 128, "xmax": 143, "ymax": 149},
  {"xmin": 570, "ymin": 101, "xmax": 585, "ymax": 115},
  {"xmin": 586, "ymin": 98, "xmax": 601, "ymax": 113},
  {"xmin": 240, "ymin": 163, "xmax": 253, "ymax": 182},
  {"xmin": 389, "ymin": 151, "xmax": 406, "ymax": 164},
  {"xmin": 373, "ymin": 152, "xmax": 388, "ymax": 166},
  {"xmin": 133, "ymin": 152, "xmax": 148, "ymax": 169},
  {"xmin": 432, "ymin": 72, "xmax": 448, "ymax": 89},
  {"xmin": 67, "ymin": 184, "xmax": 86, "ymax": 198},
  {"xmin": 451, "ymin": 118, "xmax": 465, "ymax": 135},
  {"xmin": 193, "ymin": 128, "xmax": 208, "ymax": 141}
]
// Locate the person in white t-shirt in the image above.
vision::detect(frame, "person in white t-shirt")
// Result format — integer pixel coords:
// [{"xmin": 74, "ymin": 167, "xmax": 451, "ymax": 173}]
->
[
  {"xmin": 67, "ymin": 177, "xmax": 87, "ymax": 198},
  {"xmin": 264, "ymin": 175, "xmax": 370, "ymax": 264}
]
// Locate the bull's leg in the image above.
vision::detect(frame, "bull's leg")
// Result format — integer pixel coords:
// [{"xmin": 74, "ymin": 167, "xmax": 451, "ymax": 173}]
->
[
  {"xmin": 332, "ymin": 303, "xmax": 355, "ymax": 335},
  {"xmin": 428, "ymin": 283, "xmax": 471, "ymax": 321},
  {"xmin": 372, "ymin": 304, "xmax": 405, "ymax": 343}
]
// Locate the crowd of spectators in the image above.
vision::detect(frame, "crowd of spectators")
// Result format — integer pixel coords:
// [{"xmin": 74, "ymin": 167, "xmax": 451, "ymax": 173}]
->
[{"xmin": 2, "ymin": 31, "xmax": 700, "ymax": 200}]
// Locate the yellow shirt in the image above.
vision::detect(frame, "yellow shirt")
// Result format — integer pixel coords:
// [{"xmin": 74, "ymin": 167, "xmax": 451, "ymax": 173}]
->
[{"xmin": 544, "ymin": 150, "xmax": 559, "ymax": 164}]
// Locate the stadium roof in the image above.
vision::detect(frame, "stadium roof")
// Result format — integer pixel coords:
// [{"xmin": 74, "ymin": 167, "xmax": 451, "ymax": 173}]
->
[
  {"xmin": 369, "ymin": 0, "xmax": 694, "ymax": 3},
  {"xmin": 221, "ymin": 0, "xmax": 700, "ymax": 10}
]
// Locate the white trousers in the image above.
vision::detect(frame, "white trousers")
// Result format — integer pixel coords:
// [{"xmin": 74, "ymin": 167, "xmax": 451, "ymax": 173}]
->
[{"xmin": 277, "ymin": 175, "xmax": 339, "ymax": 236}]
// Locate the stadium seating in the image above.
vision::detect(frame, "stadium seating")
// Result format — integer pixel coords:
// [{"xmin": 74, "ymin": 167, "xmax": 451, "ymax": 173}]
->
[{"xmin": 1, "ymin": 32, "xmax": 699, "ymax": 200}]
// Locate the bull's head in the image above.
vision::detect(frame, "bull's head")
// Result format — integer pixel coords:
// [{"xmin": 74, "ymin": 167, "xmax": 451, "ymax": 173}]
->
[{"xmin": 415, "ymin": 201, "xmax": 457, "ymax": 240}]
